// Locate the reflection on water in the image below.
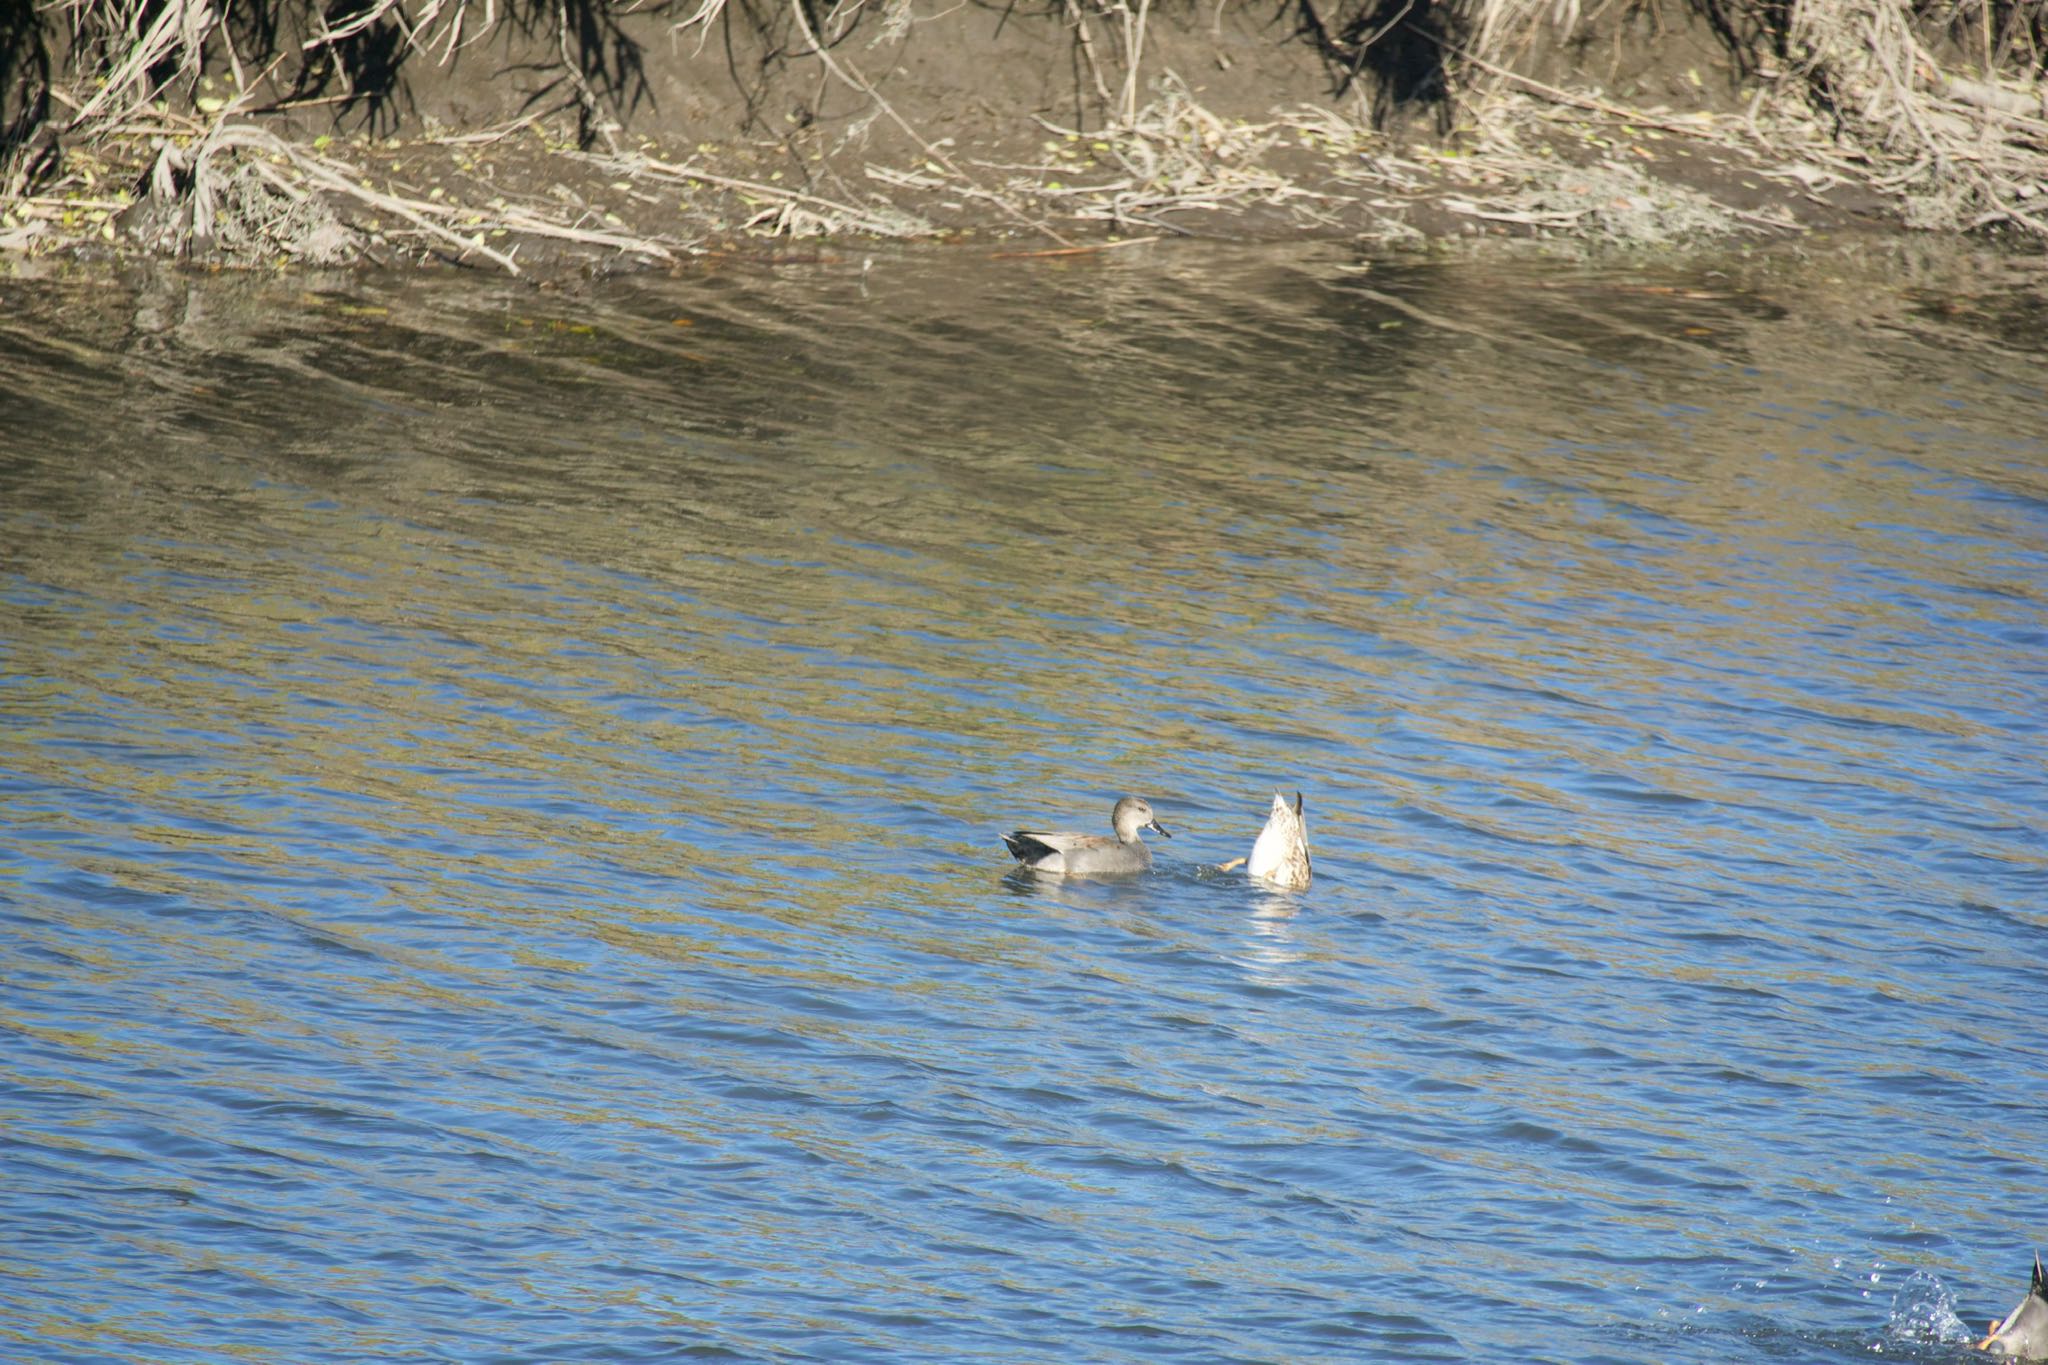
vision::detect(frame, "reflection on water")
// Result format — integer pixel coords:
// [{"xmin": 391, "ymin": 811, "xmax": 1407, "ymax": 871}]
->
[{"xmin": 2, "ymin": 241, "xmax": 2044, "ymax": 1364}]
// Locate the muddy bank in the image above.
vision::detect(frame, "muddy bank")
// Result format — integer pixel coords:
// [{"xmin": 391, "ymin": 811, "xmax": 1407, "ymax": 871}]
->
[{"xmin": 2, "ymin": 0, "xmax": 2042, "ymax": 275}]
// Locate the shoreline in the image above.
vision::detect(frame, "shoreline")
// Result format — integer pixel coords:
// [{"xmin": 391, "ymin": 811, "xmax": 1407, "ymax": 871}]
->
[
  {"xmin": 0, "ymin": 95, "xmax": 1921, "ymax": 280},
  {"xmin": 4, "ymin": 3, "xmax": 2042, "ymax": 279}
]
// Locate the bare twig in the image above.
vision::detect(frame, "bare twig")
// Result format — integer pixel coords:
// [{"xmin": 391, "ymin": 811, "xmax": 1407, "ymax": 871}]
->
[
  {"xmin": 988, "ymin": 234, "xmax": 1163, "ymax": 257},
  {"xmin": 1436, "ymin": 31, "xmax": 1720, "ymax": 135},
  {"xmin": 258, "ymin": 130, "xmax": 526, "ymax": 270},
  {"xmin": 1061, "ymin": 0, "xmax": 1116, "ymax": 109},
  {"xmin": 784, "ymin": 0, "xmax": 1068, "ymax": 243},
  {"xmin": 558, "ymin": 0, "xmax": 622, "ymax": 153},
  {"xmin": 1116, "ymin": 0, "xmax": 1152, "ymax": 126},
  {"xmin": 607, "ymin": 151, "xmax": 927, "ymax": 236}
]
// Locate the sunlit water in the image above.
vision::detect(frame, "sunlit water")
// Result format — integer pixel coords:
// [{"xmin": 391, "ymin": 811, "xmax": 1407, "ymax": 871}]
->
[{"xmin": 2, "ymin": 240, "xmax": 2044, "ymax": 1364}]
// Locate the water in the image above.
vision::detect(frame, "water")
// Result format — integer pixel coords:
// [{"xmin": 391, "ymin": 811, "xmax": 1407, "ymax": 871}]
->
[{"xmin": 2, "ymin": 241, "xmax": 2043, "ymax": 1364}]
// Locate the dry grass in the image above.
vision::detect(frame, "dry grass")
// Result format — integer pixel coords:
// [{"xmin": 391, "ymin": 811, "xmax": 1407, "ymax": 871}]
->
[
  {"xmin": 596, "ymin": 151, "xmax": 931, "ymax": 238},
  {"xmin": 67, "ymin": 109, "xmax": 697, "ymax": 271},
  {"xmin": 1786, "ymin": 0, "xmax": 2048, "ymax": 231},
  {"xmin": 1001, "ymin": 73, "xmax": 1345, "ymax": 233},
  {"xmin": 1455, "ymin": 0, "xmax": 2048, "ymax": 235},
  {"xmin": 6, "ymin": 0, "xmax": 2048, "ymax": 268}
]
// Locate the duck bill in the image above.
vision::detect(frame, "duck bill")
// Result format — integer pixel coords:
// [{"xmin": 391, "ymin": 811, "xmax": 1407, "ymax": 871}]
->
[{"xmin": 1149, "ymin": 819, "xmax": 1172, "ymax": 839}]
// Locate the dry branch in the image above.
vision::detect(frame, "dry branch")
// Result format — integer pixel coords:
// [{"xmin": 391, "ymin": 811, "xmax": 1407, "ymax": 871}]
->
[{"xmin": 605, "ymin": 152, "xmax": 928, "ymax": 237}]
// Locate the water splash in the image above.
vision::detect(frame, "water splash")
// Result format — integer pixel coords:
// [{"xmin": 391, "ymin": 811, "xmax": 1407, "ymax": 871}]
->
[{"xmin": 1885, "ymin": 1269, "xmax": 1974, "ymax": 1349}]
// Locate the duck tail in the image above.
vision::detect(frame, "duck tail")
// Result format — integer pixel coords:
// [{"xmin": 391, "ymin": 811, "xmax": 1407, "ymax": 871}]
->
[{"xmin": 1004, "ymin": 831, "xmax": 1056, "ymax": 862}]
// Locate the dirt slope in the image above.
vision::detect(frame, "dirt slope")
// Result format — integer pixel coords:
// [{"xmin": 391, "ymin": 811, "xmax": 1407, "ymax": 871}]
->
[{"xmin": 0, "ymin": 1, "xmax": 1988, "ymax": 274}]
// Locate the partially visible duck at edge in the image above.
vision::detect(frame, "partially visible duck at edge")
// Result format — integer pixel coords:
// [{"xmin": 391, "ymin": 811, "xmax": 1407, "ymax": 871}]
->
[
  {"xmin": 1217, "ymin": 791, "xmax": 1312, "ymax": 890},
  {"xmin": 1003, "ymin": 796, "xmax": 1170, "ymax": 878},
  {"xmin": 1980, "ymin": 1252, "xmax": 2048, "ymax": 1360}
]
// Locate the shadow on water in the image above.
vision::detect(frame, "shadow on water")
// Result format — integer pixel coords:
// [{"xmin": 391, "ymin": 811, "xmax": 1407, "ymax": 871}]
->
[{"xmin": 1, "ymin": 239, "xmax": 2045, "ymax": 1363}]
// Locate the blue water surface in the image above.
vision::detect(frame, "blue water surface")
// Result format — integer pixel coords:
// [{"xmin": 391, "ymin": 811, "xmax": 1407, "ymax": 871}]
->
[{"xmin": 1, "ymin": 242, "xmax": 2043, "ymax": 1364}]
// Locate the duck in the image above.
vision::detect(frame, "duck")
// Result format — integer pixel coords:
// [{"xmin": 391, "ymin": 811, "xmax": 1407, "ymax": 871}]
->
[
  {"xmin": 1979, "ymin": 1251, "xmax": 2048, "ymax": 1359},
  {"xmin": 1216, "ymin": 791, "xmax": 1312, "ymax": 889},
  {"xmin": 1003, "ymin": 796, "xmax": 1170, "ymax": 877}
]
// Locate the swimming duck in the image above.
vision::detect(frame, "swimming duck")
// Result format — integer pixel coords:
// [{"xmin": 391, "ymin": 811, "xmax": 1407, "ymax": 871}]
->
[
  {"xmin": 1003, "ymin": 796, "xmax": 1169, "ymax": 877},
  {"xmin": 1980, "ymin": 1252, "xmax": 2048, "ymax": 1359},
  {"xmin": 1217, "ymin": 791, "xmax": 1312, "ymax": 889}
]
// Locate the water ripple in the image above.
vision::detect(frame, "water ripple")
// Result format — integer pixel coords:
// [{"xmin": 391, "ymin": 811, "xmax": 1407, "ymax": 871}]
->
[{"xmin": 2, "ymin": 243, "xmax": 2044, "ymax": 1363}]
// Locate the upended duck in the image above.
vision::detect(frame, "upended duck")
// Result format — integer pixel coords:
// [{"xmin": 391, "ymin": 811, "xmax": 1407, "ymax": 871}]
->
[
  {"xmin": 1003, "ymin": 796, "xmax": 1169, "ymax": 877},
  {"xmin": 1980, "ymin": 1252, "xmax": 2048, "ymax": 1359},
  {"xmin": 1217, "ymin": 791, "xmax": 1312, "ymax": 889}
]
